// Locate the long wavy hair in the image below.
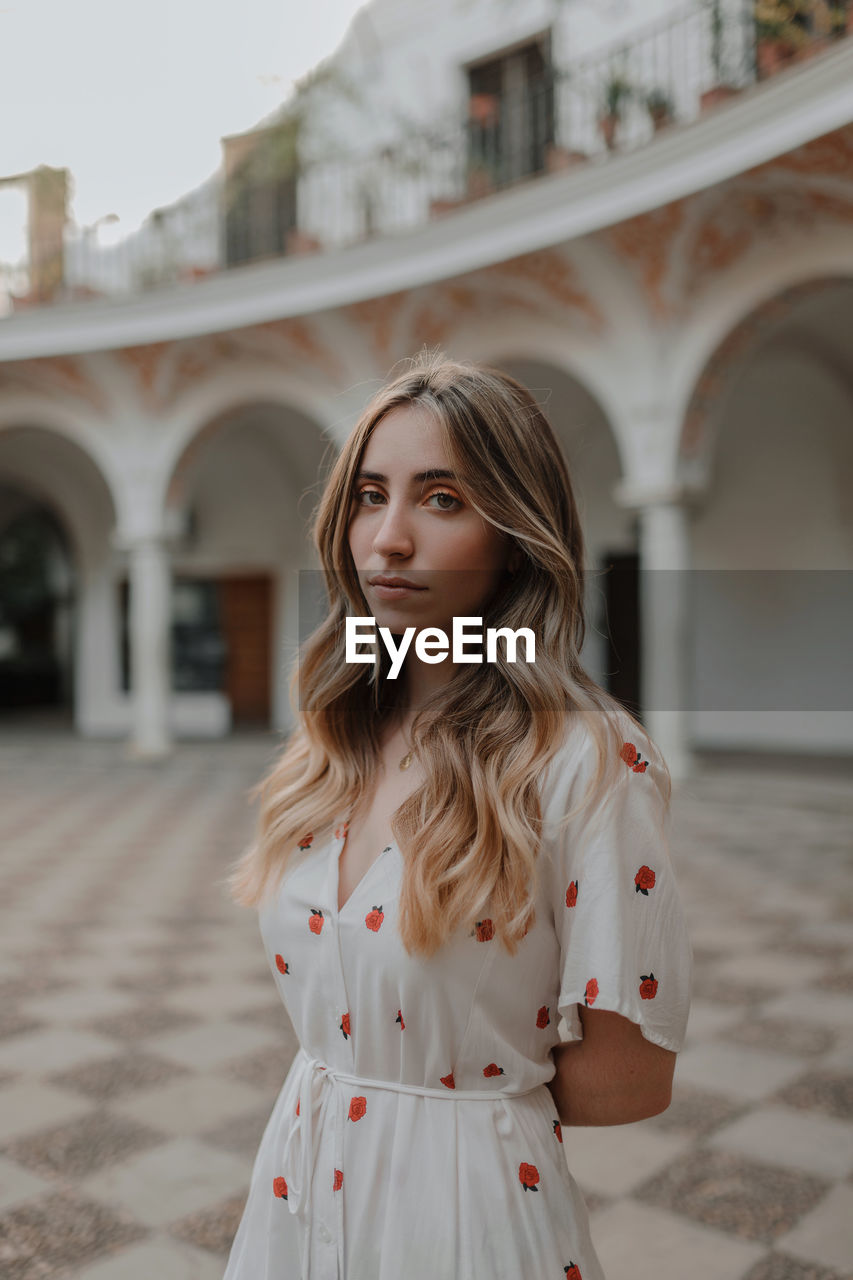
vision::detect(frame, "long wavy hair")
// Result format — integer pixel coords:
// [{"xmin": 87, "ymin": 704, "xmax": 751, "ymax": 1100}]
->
[{"xmin": 229, "ymin": 349, "xmax": 670, "ymax": 956}]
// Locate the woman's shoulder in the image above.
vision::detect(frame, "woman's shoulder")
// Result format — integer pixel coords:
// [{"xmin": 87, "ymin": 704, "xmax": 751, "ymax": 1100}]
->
[{"xmin": 539, "ymin": 703, "xmax": 660, "ymax": 818}]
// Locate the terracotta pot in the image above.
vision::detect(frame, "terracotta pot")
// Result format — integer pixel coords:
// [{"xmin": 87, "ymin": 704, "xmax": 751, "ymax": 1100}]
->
[
  {"xmin": 466, "ymin": 168, "xmax": 495, "ymax": 199},
  {"xmin": 598, "ymin": 113, "xmax": 619, "ymax": 151},
  {"xmin": 285, "ymin": 229, "xmax": 322, "ymax": 255},
  {"xmin": 700, "ymin": 84, "xmax": 741, "ymax": 110},
  {"xmin": 756, "ymin": 36, "xmax": 798, "ymax": 79},
  {"xmin": 429, "ymin": 197, "xmax": 466, "ymax": 218},
  {"xmin": 545, "ymin": 144, "xmax": 588, "ymax": 172}
]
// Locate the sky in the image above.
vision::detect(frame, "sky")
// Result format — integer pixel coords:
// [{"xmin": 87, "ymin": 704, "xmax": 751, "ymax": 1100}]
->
[{"xmin": 0, "ymin": 0, "xmax": 368, "ymax": 260}]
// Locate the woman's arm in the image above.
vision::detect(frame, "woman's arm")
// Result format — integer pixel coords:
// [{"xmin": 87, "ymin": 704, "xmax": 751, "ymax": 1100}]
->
[{"xmin": 546, "ymin": 1005, "xmax": 676, "ymax": 1126}]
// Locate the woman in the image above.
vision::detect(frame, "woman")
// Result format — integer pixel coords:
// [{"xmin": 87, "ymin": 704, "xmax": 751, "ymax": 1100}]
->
[{"xmin": 224, "ymin": 350, "xmax": 693, "ymax": 1280}]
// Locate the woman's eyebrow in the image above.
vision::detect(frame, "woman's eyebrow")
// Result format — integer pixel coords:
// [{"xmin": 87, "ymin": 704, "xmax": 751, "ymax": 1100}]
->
[{"xmin": 355, "ymin": 468, "xmax": 458, "ymax": 484}]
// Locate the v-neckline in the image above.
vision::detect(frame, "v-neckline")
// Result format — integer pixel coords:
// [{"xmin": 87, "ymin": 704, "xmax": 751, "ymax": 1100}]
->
[{"xmin": 332, "ymin": 815, "xmax": 396, "ymax": 916}]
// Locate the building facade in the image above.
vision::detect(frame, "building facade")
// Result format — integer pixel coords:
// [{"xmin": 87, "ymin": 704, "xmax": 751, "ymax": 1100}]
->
[{"xmin": 0, "ymin": 0, "xmax": 852, "ymax": 778}]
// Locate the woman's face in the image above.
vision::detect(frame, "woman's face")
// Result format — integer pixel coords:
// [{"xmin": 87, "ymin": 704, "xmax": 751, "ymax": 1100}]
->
[{"xmin": 348, "ymin": 403, "xmax": 518, "ymax": 636}]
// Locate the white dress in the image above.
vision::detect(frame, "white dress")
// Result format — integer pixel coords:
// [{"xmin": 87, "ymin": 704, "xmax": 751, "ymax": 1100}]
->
[{"xmin": 223, "ymin": 714, "xmax": 693, "ymax": 1280}]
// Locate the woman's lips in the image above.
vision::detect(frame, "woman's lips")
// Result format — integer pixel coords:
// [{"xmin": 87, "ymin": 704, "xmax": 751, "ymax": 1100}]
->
[{"xmin": 369, "ymin": 582, "xmax": 426, "ymax": 599}]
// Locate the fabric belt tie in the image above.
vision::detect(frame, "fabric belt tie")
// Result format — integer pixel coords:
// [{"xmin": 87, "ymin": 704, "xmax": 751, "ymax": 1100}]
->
[{"xmin": 279, "ymin": 1045, "xmax": 545, "ymax": 1279}]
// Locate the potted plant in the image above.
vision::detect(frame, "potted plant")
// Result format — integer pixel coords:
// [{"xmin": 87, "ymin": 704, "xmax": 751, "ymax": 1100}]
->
[
  {"xmin": 754, "ymin": 2, "xmax": 809, "ymax": 78},
  {"xmin": 598, "ymin": 71, "xmax": 633, "ymax": 151},
  {"xmin": 701, "ymin": 0, "xmax": 743, "ymax": 108},
  {"xmin": 645, "ymin": 88, "xmax": 674, "ymax": 131},
  {"xmin": 545, "ymin": 143, "xmax": 589, "ymax": 172},
  {"xmin": 829, "ymin": 2, "xmax": 853, "ymax": 36}
]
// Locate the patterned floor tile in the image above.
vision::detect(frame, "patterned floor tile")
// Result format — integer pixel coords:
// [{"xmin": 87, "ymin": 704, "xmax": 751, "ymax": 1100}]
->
[
  {"xmin": 703, "ymin": 1104, "xmax": 853, "ymax": 1180},
  {"xmin": 634, "ymin": 1148, "xmax": 832, "ymax": 1243},
  {"xmin": 47, "ymin": 1052, "xmax": 191, "ymax": 1102},
  {"xmin": 75, "ymin": 1237, "xmax": 226, "ymax": 1280},
  {"xmin": 0, "ymin": 1190, "xmax": 149, "ymax": 1279},
  {"xmin": 110, "ymin": 1075, "xmax": 268, "ymax": 1138},
  {"xmin": 143, "ymin": 1020, "xmax": 286, "ymax": 1072},
  {"xmin": 86, "ymin": 1005, "xmax": 202, "ymax": 1043},
  {"xmin": 0, "ymin": 1012, "xmax": 42, "ymax": 1044},
  {"xmin": 773, "ymin": 1184, "xmax": 853, "ymax": 1275},
  {"xmin": 168, "ymin": 1192, "xmax": 247, "ymax": 1256},
  {"xmin": 201, "ymin": 1106, "xmax": 276, "ymax": 1159},
  {"xmin": 0, "ymin": 1029, "xmax": 120, "ymax": 1077},
  {"xmin": 80, "ymin": 1138, "xmax": 249, "ymax": 1228},
  {"xmin": 587, "ymin": 1197, "xmax": 767, "ymax": 1280},
  {"xmin": 645, "ymin": 1083, "xmax": 750, "ymax": 1138},
  {"xmin": 0, "ymin": 1156, "xmax": 53, "ymax": 1213},
  {"xmin": 769, "ymin": 1069, "xmax": 853, "ymax": 1121},
  {"xmin": 0, "ymin": 1082, "xmax": 91, "ymax": 1145},
  {"xmin": 224, "ymin": 1044, "xmax": 297, "ymax": 1093},
  {"xmin": 3, "ymin": 1110, "xmax": 166, "ymax": 1180},
  {"xmin": 740, "ymin": 1251, "xmax": 849, "ymax": 1280},
  {"xmin": 720, "ymin": 1017, "xmax": 838, "ymax": 1058}
]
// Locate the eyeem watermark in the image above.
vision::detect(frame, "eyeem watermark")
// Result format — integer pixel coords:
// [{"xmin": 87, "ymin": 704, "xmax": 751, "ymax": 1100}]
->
[{"xmin": 346, "ymin": 616, "xmax": 535, "ymax": 679}]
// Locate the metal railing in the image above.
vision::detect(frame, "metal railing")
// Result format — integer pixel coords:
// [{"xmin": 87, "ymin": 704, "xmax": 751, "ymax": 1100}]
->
[{"xmin": 0, "ymin": 0, "xmax": 847, "ymax": 314}]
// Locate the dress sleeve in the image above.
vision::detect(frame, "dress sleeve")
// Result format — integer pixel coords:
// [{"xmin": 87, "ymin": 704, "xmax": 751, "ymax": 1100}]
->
[{"xmin": 544, "ymin": 718, "xmax": 693, "ymax": 1053}]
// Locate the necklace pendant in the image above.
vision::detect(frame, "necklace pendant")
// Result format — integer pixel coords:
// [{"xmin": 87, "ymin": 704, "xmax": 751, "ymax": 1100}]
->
[{"xmin": 399, "ymin": 751, "xmax": 413, "ymax": 771}]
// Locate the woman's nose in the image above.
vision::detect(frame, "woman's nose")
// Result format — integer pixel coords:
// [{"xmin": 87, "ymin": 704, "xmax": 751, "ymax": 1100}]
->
[{"xmin": 372, "ymin": 503, "xmax": 414, "ymax": 556}]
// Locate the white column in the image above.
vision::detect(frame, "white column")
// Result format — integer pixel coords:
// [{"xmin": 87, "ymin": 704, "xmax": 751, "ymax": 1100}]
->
[
  {"xmin": 127, "ymin": 533, "xmax": 172, "ymax": 758},
  {"xmin": 634, "ymin": 489, "xmax": 693, "ymax": 781}
]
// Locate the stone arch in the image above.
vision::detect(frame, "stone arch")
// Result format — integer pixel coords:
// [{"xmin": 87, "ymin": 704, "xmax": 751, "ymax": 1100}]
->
[{"xmin": 677, "ymin": 266, "xmax": 853, "ymax": 461}]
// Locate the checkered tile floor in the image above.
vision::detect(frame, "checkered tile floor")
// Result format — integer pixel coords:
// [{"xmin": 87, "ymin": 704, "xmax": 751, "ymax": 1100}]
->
[{"xmin": 0, "ymin": 730, "xmax": 851, "ymax": 1280}]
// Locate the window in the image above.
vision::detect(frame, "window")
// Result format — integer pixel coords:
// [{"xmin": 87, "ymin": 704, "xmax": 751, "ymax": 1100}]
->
[{"xmin": 466, "ymin": 33, "xmax": 555, "ymax": 189}]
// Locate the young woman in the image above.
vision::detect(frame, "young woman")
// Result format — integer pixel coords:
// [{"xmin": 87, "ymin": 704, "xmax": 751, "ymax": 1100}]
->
[{"xmin": 223, "ymin": 350, "xmax": 693, "ymax": 1280}]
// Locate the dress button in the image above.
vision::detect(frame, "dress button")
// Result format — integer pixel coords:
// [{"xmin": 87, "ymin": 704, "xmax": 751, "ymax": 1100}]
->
[{"xmin": 318, "ymin": 1223, "xmax": 332, "ymax": 1244}]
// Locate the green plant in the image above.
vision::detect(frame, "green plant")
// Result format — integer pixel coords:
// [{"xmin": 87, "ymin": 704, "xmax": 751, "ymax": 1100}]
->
[
  {"xmin": 600, "ymin": 70, "xmax": 633, "ymax": 119},
  {"xmin": 645, "ymin": 88, "xmax": 674, "ymax": 117},
  {"xmin": 710, "ymin": 0, "xmax": 726, "ymax": 79}
]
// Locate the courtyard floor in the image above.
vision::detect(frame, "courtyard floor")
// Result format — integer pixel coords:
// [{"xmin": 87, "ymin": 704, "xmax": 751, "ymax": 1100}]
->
[{"xmin": 0, "ymin": 728, "xmax": 851, "ymax": 1280}]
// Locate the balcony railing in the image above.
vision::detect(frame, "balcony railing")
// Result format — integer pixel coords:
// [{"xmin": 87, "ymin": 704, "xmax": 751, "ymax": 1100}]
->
[{"xmin": 1, "ymin": 0, "xmax": 849, "ymax": 315}]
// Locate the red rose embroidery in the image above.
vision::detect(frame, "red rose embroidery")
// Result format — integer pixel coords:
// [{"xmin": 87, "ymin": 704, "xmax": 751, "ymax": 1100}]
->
[
  {"xmin": 635, "ymin": 866, "xmax": 656, "ymax": 894},
  {"xmin": 365, "ymin": 905, "xmax": 384, "ymax": 932},
  {"xmin": 335, "ymin": 821, "xmax": 350, "ymax": 841},
  {"xmin": 564, "ymin": 1263, "xmax": 582, "ymax": 1278},
  {"xmin": 620, "ymin": 741, "xmax": 649, "ymax": 773},
  {"xmin": 333, "ymin": 1169, "xmax": 343, "ymax": 1191},
  {"xmin": 298, "ymin": 833, "xmax": 313, "ymax": 850},
  {"xmin": 518, "ymin": 1162, "xmax": 540, "ymax": 1191},
  {"xmin": 584, "ymin": 978, "xmax": 599, "ymax": 1007},
  {"xmin": 553, "ymin": 1119, "xmax": 563, "ymax": 1144},
  {"xmin": 396, "ymin": 1009, "xmax": 405, "ymax": 1030},
  {"xmin": 340, "ymin": 1012, "xmax": 351, "ymax": 1039},
  {"xmin": 565, "ymin": 880, "xmax": 578, "ymax": 909},
  {"xmin": 275, "ymin": 954, "xmax": 289, "ymax": 974},
  {"xmin": 295, "ymin": 1099, "xmax": 300, "ymax": 1116},
  {"xmin": 536, "ymin": 1005, "xmax": 550, "ymax": 1029},
  {"xmin": 474, "ymin": 918, "xmax": 495, "ymax": 942},
  {"xmin": 440, "ymin": 1071, "xmax": 455, "ymax": 1089},
  {"xmin": 273, "ymin": 1176, "xmax": 288, "ymax": 1199},
  {"xmin": 348, "ymin": 1096, "xmax": 367, "ymax": 1121},
  {"xmin": 639, "ymin": 973, "xmax": 658, "ymax": 1000},
  {"xmin": 309, "ymin": 909, "xmax": 325, "ymax": 934},
  {"xmin": 483, "ymin": 1063, "xmax": 505, "ymax": 1077}
]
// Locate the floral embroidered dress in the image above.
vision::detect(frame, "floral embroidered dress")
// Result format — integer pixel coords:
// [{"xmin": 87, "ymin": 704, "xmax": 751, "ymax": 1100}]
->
[{"xmin": 223, "ymin": 713, "xmax": 693, "ymax": 1280}]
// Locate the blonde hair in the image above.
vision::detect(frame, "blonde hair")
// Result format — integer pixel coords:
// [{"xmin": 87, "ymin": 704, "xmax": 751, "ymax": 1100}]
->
[{"xmin": 229, "ymin": 349, "xmax": 671, "ymax": 956}]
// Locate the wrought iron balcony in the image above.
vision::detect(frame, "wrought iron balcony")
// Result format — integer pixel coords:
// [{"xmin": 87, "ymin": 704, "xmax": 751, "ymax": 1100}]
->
[{"xmin": 1, "ymin": 0, "xmax": 849, "ymax": 313}]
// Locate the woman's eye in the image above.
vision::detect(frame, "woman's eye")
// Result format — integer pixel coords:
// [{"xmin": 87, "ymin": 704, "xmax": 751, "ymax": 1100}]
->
[
  {"xmin": 426, "ymin": 491, "xmax": 461, "ymax": 510},
  {"xmin": 356, "ymin": 488, "xmax": 384, "ymax": 506}
]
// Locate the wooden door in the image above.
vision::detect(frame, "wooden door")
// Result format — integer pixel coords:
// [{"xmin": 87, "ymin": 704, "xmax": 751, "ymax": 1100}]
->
[
  {"xmin": 601, "ymin": 551, "xmax": 642, "ymax": 720},
  {"xmin": 219, "ymin": 575, "xmax": 272, "ymax": 726}
]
